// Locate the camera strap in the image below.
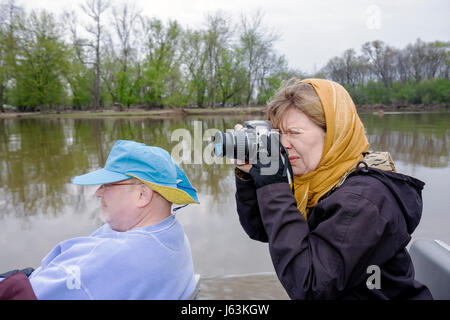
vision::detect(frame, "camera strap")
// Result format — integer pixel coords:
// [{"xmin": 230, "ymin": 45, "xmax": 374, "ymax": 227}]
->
[{"xmin": 281, "ymin": 145, "xmax": 295, "ymax": 194}]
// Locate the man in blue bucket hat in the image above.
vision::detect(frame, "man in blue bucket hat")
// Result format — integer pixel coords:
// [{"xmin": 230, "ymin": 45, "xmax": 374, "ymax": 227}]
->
[
  {"xmin": 71, "ymin": 139, "xmax": 199, "ymax": 231},
  {"xmin": 18, "ymin": 140, "xmax": 199, "ymax": 300}
]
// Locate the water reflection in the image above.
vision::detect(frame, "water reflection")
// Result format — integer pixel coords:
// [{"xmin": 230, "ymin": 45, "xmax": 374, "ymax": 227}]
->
[
  {"xmin": 0, "ymin": 112, "xmax": 449, "ymax": 278},
  {"xmin": 360, "ymin": 112, "xmax": 449, "ymax": 167},
  {"xmin": 0, "ymin": 116, "xmax": 262, "ymax": 218},
  {"xmin": 0, "ymin": 119, "xmax": 89, "ymax": 218}
]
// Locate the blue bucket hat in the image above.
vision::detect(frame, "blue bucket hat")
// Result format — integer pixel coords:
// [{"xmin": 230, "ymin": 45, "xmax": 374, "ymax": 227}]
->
[{"xmin": 71, "ymin": 140, "xmax": 199, "ymax": 205}]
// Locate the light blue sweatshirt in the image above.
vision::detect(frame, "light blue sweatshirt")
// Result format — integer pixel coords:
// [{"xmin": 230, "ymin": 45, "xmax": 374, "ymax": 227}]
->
[{"xmin": 28, "ymin": 215, "xmax": 196, "ymax": 299}]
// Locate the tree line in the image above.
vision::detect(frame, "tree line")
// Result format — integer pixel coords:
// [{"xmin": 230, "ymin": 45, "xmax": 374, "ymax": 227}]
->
[
  {"xmin": 320, "ymin": 39, "xmax": 449, "ymax": 106},
  {"xmin": 0, "ymin": 0, "xmax": 448, "ymax": 113},
  {"xmin": 0, "ymin": 0, "xmax": 289, "ymax": 112}
]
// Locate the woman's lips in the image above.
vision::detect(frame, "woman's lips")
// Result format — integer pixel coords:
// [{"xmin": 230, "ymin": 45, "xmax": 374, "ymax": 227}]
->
[{"xmin": 288, "ymin": 156, "xmax": 299, "ymax": 164}]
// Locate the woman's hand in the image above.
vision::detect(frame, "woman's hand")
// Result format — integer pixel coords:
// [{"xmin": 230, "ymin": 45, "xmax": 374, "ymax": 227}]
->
[{"xmin": 233, "ymin": 124, "xmax": 252, "ymax": 173}]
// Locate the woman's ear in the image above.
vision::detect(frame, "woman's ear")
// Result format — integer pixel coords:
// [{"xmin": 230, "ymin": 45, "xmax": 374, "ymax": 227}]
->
[{"xmin": 136, "ymin": 184, "xmax": 153, "ymax": 208}]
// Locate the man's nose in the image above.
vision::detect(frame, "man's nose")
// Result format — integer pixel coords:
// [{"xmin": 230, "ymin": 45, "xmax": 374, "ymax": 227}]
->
[{"xmin": 94, "ymin": 186, "xmax": 104, "ymax": 198}]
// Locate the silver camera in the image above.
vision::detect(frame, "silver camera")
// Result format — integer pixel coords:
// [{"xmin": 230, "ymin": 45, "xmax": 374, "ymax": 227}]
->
[{"xmin": 213, "ymin": 120, "xmax": 281, "ymax": 167}]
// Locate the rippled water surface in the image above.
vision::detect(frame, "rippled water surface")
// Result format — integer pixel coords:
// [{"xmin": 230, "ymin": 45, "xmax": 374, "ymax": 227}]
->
[{"xmin": 1, "ymin": 111, "xmax": 449, "ymax": 299}]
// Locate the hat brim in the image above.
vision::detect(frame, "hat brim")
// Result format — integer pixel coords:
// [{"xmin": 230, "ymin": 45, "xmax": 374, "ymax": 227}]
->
[{"xmin": 71, "ymin": 168, "xmax": 132, "ymax": 185}]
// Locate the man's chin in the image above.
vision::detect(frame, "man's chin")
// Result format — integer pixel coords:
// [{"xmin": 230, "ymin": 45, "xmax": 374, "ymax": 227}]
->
[{"xmin": 99, "ymin": 211, "xmax": 109, "ymax": 224}]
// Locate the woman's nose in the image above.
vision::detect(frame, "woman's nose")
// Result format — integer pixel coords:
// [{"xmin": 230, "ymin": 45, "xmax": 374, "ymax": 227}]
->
[{"xmin": 281, "ymin": 134, "xmax": 292, "ymax": 149}]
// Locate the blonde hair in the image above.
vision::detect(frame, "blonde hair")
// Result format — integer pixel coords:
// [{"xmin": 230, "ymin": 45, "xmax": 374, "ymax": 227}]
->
[{"xmin": 267, "ymin": 78, "xmax": 326, "ymax": 131}]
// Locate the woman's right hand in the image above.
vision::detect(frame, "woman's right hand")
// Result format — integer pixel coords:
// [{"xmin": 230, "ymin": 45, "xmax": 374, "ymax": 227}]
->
[{"xmin": 233, "ymin": 124, "xmax": 252, "ymax": 173}]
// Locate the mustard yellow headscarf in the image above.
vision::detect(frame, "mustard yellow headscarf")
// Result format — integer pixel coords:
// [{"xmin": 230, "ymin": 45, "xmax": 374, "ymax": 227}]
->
[{"xmin": 293, "ymin": 79, "xmax": 370, "ymax": 219}]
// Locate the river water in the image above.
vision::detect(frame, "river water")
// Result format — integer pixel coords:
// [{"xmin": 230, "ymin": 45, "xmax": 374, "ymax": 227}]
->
[{"xmin": 0, "ymin": 111, "xmax": 449, "ymax": 299}]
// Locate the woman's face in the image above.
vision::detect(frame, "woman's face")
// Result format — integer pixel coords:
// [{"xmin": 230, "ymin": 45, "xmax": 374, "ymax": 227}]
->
[{"xmin": 279, "ymin": 108, "xmax": 326, "ymax": 176}]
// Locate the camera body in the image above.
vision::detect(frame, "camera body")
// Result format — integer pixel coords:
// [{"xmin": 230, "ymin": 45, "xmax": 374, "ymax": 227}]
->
[{"xmin": 213, "ymin": 120, "xmax": 280, "ymax": 165}]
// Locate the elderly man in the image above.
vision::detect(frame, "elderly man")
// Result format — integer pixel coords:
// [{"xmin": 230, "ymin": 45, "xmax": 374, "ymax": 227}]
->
[{"xmin": 0, "ymin": 140, "xmax": 199, "ymax": 300}]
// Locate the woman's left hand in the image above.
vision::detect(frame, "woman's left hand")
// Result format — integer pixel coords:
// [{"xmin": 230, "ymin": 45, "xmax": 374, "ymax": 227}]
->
[{"xmin": 249, "ymin": 147, "xmax": 289, "ymax": 189}]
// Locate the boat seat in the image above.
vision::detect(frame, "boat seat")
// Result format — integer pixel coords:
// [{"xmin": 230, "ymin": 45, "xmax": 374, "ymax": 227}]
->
[
  {"xmin": 409, "ymin": 238, "xmax": 450, "ymax": 299},
  {"xmin": 187, "ymin": 274, "xmax": 201, "ymax": 300}
]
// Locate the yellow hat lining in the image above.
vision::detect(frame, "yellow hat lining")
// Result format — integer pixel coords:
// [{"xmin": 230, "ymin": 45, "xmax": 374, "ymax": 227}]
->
[{"xmin": 128, "ymin": 175, "xmax": 199, "ymax": 205}]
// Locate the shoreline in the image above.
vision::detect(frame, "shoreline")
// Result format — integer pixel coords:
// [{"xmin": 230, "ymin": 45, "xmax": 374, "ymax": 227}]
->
[
  {"xmin": 356, "ymin": 104, "xmax": 448, "ymax": 112},
  {"xmin": 0, "ymin": 104, "xmax": 448, "ymax": 119},
  {"xmin": 0, "ymin": 106, "xmax": 267, "ymax": 119}
]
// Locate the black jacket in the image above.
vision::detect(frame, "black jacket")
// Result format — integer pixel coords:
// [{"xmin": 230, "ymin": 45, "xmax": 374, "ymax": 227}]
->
[{"xmin": 235, "ymin": 167, "xmax": 433, "ymax": 300}]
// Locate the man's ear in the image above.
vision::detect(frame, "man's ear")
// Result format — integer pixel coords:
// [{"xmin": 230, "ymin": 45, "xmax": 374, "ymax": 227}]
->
[{"xmin": 136, "ymin": 184, "xmax": 153, "ymax": 208}]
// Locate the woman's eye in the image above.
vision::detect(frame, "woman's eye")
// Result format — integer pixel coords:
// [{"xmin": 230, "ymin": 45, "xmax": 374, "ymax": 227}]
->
[{"xmin": 281, "ymin": 130, "xmax": 302, "ymax": 138}]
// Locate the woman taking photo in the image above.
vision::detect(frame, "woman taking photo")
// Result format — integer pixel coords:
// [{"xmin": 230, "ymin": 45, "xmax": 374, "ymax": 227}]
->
[{"xmin": 234, "ymin": 78, "xmax": 432, "ymax": 299}]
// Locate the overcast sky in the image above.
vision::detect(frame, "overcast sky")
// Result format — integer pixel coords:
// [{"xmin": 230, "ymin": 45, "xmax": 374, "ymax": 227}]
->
[{"xmin": 16, "ymin": 0, "xmax": 450, "ymax": 73}]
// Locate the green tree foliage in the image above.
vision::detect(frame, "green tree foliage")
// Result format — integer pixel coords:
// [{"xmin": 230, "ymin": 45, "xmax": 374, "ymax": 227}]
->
[
  {"xmin": 181, "ymin": 29, "xmax": 208, "ymax": 107},
  {"xmin": 105, "ymin": 2, "xmax": 140, "ymax": 109},
  {"xmin": 203, "ymin": 12, "xmax": 232, "ymax": 108},
  {"xmin": 215, "ymin": 48, "xmax": 243, "ymax": 106},
  {"xmin": 0, "ymin": 0, "xmax": 24, "ymax": 112},
  {"xmin": 237, "ymin": 10, "xmax": 281, "ymax": 106},
  {"xmin": 0, "ymin": 0, "xmax": 448, "ymax": 112},
  {"xmin": 140, "ymin": 18, "xmax": 184, "ymax": 108},
  {"xmin": 0, "ymin": 17, "xmax": 7, "ymax": 112},
  {"xmin": 348, "ymin": 79, "xmax": 450, "ymax": 105},
  {"xmin": 13, "ymin": 10, "xmax": 69, "ymax": 111},
  {"xmin": 64, "ymin": 46, "xmax": 92, "ymax": 110}
]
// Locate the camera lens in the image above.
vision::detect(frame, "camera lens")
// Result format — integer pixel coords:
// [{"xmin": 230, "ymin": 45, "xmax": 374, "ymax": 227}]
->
[
  {"xmin": 234, "ymin": 130, "xmax": 248, "ymax": 161},
  {"xmin": 213, "ymin": 130, "xmax": 249, "ymax": 160},
  {"xmin": 213, "ymin": 131, "xmax": 226, "ymax": 157},
  {"xmin": 213, "ymin": 120, "xmax": 275, "ymax": 162}
]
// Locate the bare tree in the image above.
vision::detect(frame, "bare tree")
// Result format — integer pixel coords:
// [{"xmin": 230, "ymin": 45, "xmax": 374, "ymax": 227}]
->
[
  {"xmin": 395, "ymin": 48, "xmax": 412, "ymax": 83},
  {"xmin": 80, "ymin": 0, "xmax": 110, "ymax": 109},
  {"xmin": 239, "ymin": 10, "xmax": 280, "ymax": 105},
  {"xmin": 342, "ymin": 49, "xmax": 370, "ymax": 86},
  {"xmin": 63, "ymin": 10, "xmax": 88, "ymax": 65},
  {"xmin": 111, "ymin": 2, "xmax": 140, "ymax": 73},
  {"xmin": 181, "ymin": 28, "xmax": 208, "ymax": 107},
  {"xmin": 322, "ymin": 56, "xmax": 346, "ymax": 85},
  {"xmin": 395, "ymin": 39, "xmax": 449, "ymax": 83},
  {"xmin": 362, "ymin": 40, "xmax": 398, "ymax": 87},
  {"xmin": 203, "ymin": 12, "xmax": 232, "ymax": 108},
  {"xmin": 139, "ymin": 17, "xmax": 183, "ymax": 107},
  {"xmin": 424, "ymin": 41, "xmax": 447, "ymax": 79},
  {"xmin": 406, "ymin": 39, "xmax": 428, "ymax": 82}
]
